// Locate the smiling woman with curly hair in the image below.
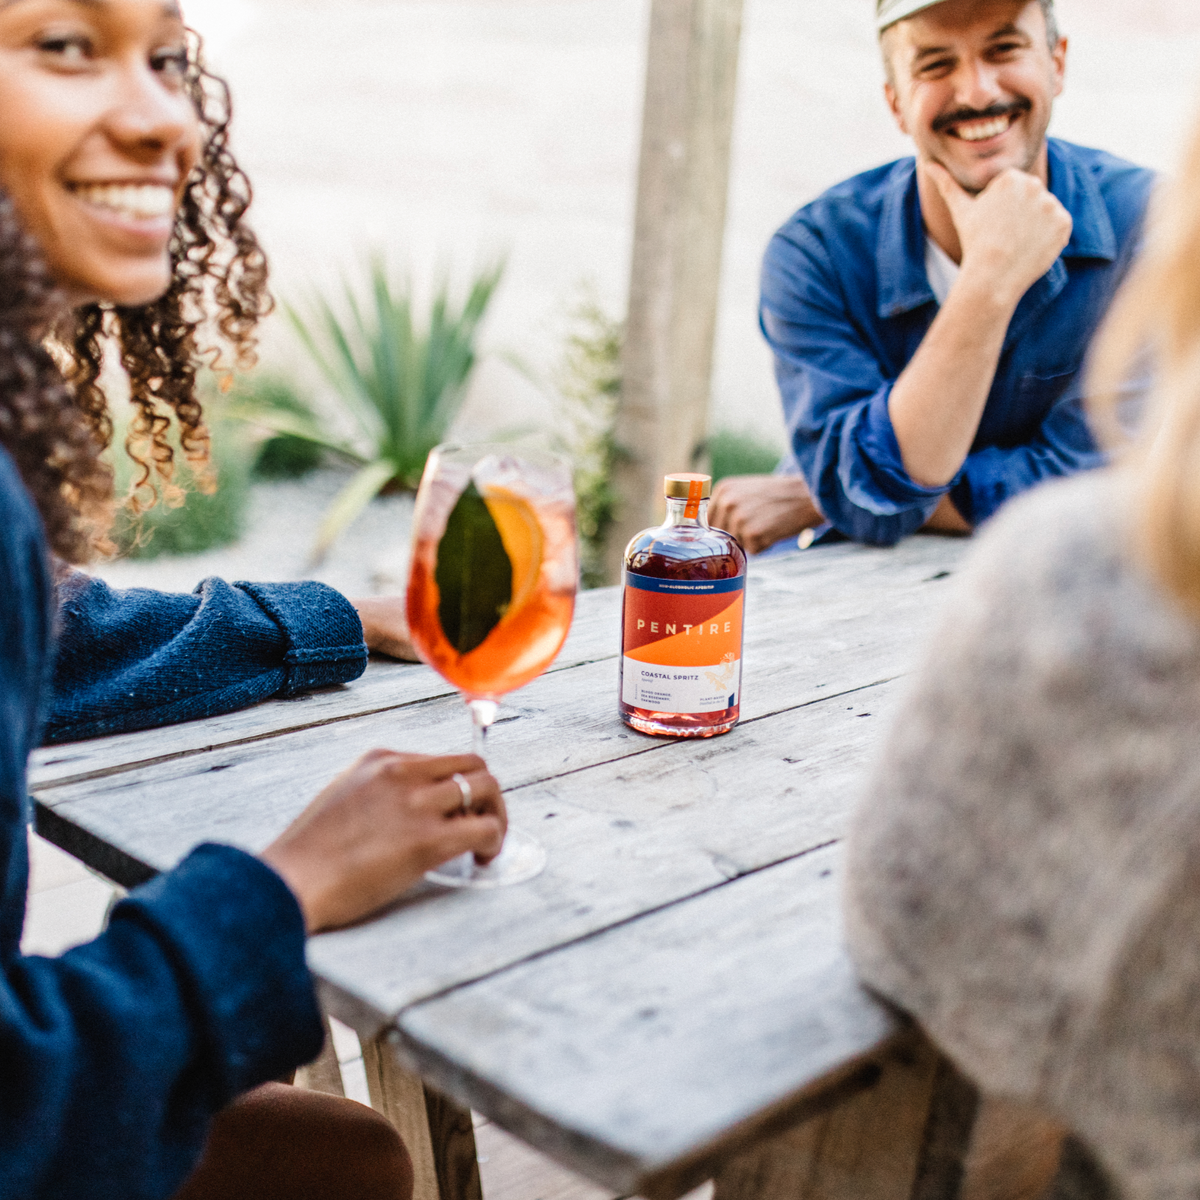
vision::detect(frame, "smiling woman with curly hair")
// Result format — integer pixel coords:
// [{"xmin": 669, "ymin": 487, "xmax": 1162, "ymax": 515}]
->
[
  {"xmin": 0, "ymin": 4, "xmax": 508, "ymax": 1198},
  {"xmin": 0, "ymin": 26, "xmax": 267, "ymax": 565}
]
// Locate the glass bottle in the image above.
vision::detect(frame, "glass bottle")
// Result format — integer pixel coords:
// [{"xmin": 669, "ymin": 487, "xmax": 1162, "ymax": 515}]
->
[{"xmin": 619, "ymin": 473, "xmax": 747, "ymax": 738}]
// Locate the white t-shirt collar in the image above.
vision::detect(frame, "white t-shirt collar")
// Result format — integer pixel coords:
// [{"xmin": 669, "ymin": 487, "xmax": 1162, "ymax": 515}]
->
[{"xmin": 924, "ymin": 237, "xmax": 960, "ymax": 306}]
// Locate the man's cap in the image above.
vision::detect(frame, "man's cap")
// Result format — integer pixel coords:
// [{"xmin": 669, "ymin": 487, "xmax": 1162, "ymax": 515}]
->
[{"xmin": 876, "ymin": 0, "xmax": 946, "ymax": 32}]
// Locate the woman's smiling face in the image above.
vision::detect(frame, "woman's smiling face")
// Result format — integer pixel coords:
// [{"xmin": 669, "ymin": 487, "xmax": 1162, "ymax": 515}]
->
[{"xmin": 0, "ymin": 0, "xmax": 201, "ymax": 307}]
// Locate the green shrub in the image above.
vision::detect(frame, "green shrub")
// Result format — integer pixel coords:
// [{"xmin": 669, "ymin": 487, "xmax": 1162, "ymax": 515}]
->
[
  {"xmin": 232, "ymin": 257, "xmax": 504, "ymax": 559},
  {"xmin": 227, "ymin": 375, "xmax": 324, "ymax": 480},
  {"xmin": 254, "ymin": 434, "xmax": 323, "ymax": 480},
  {"xmin": 109, "ymin": 413, "xmax": 252, "ymax": 560},
  {"xmin": 553, "ymin": 298, "xmax": 623, "ymax": 589},
  {"xmin": 706, "ymin": 429, "xmax": 782, "ymax": 482}
]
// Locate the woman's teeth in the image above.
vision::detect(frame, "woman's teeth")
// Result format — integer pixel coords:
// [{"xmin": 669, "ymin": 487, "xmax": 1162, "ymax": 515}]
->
[
  {"xmin": 954, "ymin": 116, "xmax": 1012, "ymax": 142},
  {"xmin": 70, "ymin": 183, "xmax": 175, "ymax": 220}
]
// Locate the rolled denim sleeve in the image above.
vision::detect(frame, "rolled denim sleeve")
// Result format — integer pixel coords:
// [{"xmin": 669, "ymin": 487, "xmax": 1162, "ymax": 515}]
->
[
  {"xmin": 762, "ymin": 230, "xmax": 946, "ymax": 546},
  {"xmin": 953, "ymin": 384, "xmax": 1107, "ymax": 527},
  {"xmin": 45, "ymin": 576, "xmax": 368, "ymax": 743}
]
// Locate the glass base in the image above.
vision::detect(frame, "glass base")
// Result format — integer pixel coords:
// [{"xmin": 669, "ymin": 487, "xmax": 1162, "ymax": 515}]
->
[{"xmin": 425, "ymin": 826, "xmax": 547, "ymax": 889}]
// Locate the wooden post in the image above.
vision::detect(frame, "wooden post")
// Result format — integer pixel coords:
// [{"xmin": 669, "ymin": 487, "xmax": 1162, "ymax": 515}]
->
[
  {"xmin": 363, "ymin": 1034, "xmax": 442, "ymax": 1200},
  {"xmin": 605, "ymin": 0, "xmax": 745, "ymax": 581},
  {"xmin": 292, "ymin": 1017, "xmax": 346, "ymax": 1097},
  {"xmin": 712, "ymin": 1033, "xmax": 979, "ymax": 1200},
  {"xmin": 361, "ymin": 1032, "xmax": 484, "ymax": 1200}
]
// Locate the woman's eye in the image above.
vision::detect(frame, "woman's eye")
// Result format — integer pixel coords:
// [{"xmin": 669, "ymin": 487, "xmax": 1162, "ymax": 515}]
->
[
  {"xmin": 36, "ymin": 34, "xmax": 92, "ymax": 64},
  {"xmin": 151, "ymin": 47, "xmax": 189, "ymax": 78}
]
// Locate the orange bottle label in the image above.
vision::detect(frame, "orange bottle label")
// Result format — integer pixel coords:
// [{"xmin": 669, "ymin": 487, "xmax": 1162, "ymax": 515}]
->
[{"xmin": 621, "ymin": 574, "xmax": 744, "ymax": 714}]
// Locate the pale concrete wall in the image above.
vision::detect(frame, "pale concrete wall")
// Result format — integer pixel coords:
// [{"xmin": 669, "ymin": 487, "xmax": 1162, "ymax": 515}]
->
[{"xmin": 184, "ymin": 0, "xmax": 1200, "ymax": 451}]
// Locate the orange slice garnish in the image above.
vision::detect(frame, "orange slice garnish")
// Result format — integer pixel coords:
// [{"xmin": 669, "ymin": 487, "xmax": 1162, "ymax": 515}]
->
[{"xmin": 482, "ymin": 485, "xmax": 544, "ymax": 622}]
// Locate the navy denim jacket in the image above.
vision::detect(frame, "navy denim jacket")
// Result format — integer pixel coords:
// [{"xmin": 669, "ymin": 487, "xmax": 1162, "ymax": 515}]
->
[
  {"xmin": 0, "ymin": 444, "xmax": 374, "ymax": 1198},
  {"xmin": 49, "ymin": 569, "xmax": 368, "ymax": 742},
  {"xmin": 761, "ymin": 139, "xmax": 1155, "ymax": 545}
]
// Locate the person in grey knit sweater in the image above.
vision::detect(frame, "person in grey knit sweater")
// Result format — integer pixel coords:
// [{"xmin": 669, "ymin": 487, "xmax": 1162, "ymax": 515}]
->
[{"xmin": 845, "ymin": 82, "xmax": 1200, "ymax": 1200}]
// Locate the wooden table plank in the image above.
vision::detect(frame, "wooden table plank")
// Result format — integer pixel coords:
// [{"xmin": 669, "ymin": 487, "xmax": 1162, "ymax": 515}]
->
[
  {"xmin": 306, "ymin": 677, "xmax": 901, "ymax": 1025},
  {"xmin": 27, "ymin": 585, "xmax": 624, "ymax": 791},
  {"xmin": 33, "ymin": 539, "xmax": 965, "ymax": 1024},
  {"xmin": 34, "ymin": 601, "xmax": 912, "ymax": 862},
  {"xmin": 389, "ymin": 844, "xmax": 900, "ymax": 1199},
  {"xmin": 34, "ymin": 537, "xmax": 962, "ymax": 870},
  {"xmin": 29, "ymin": 536, "xmax": 961, "ymax": 792},
  {"xmin": 36, "ymin": 674, "xmax": 899, "ymax": 1029}
]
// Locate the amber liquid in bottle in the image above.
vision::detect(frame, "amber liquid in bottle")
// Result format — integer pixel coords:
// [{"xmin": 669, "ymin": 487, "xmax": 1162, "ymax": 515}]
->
[{"xmin": 619, "ymin": 487, "xmax": 747, "ymax": 738}]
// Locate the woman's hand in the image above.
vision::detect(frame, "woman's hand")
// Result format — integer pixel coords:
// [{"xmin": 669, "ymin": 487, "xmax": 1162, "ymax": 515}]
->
[
  {"xmin": 261, "ymin": 751, "xmax": 506, "ymax": 933},
  {"xmin": 350, "ymin": 596, "xmax": 420, "ymax": 661}
]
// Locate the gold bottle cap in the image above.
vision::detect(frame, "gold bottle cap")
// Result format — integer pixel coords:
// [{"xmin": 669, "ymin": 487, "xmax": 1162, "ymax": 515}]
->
[{"xmin": 664, "ymin": 473, "xmax": 712, "ymax": 499}]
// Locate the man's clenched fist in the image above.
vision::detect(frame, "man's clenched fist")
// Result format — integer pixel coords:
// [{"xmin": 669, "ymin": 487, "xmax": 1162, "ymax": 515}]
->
[{"xmin": 709, "ymin": 475, "xmax": 823, "ymax": 555}]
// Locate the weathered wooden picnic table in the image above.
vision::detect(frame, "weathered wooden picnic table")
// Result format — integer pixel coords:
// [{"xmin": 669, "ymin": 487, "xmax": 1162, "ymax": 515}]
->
[{"xmin": 28, "ymin": 536, "xmax": 974, "ymax": 1200}]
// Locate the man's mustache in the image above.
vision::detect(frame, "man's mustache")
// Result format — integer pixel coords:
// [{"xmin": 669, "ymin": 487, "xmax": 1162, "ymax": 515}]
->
[{"xmin": 931, "ymin": 98, "xmax": 1032, "ymax": 135}]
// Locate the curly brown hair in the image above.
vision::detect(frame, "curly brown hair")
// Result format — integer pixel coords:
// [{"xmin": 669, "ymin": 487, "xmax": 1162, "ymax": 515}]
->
[{"xmin": 0, "ymin": 30, "xmax": 271, "ymax": 565}]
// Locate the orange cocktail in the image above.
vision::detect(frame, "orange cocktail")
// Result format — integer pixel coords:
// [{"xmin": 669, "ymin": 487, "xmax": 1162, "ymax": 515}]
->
[
  {"xmin": 406, "ymin": 462, "xmax": 576, "ymax": 699},
  {"xmin": 405, "ymin": 445, "xmax": 578, "ymax": 888},
  {"xmin": 407, "ymin": 483, "xmax": 576, "ymax": 698}
]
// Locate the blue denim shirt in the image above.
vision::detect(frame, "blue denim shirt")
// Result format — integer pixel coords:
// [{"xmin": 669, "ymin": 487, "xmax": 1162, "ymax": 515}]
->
[
  {"xmin": 761, "ymin": 139, "xmax": 1155, "ymax": 546},
  {"xmin": 0, "ymin": 442, "xmax": 376, "ymax": 1197}
]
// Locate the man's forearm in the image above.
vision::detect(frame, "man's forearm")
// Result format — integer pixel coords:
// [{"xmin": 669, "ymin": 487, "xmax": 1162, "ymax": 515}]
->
[
  {"xmin": 888, "ymin": 273, "xmax": 1017, "ymax": 489},
  {"xmin": 890, "ymin": 164, "xmax": 1073, "ymax": 491}
]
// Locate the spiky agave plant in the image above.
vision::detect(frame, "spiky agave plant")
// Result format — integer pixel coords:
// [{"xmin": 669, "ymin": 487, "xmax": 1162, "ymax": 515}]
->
[{"xmin": 235, "ymin": 256, "xmax": 504, "ymax": 559}]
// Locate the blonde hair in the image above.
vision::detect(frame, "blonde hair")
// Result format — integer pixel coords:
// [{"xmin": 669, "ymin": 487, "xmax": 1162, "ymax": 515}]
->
[{"xmin": 1088, "ymin": 120, "xmax": 1200, "ymax": 617}]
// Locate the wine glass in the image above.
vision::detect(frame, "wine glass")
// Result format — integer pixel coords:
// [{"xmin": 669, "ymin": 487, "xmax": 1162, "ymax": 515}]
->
[{"xmin": 406, "ymin": 443, "xmax": 578, "ymax": 887}]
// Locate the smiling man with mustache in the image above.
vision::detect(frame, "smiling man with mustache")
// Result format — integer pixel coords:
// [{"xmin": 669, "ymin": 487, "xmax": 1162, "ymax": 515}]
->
[{"xmin": 709, "ymin": 0, "xmax": 1155, "ymax": 549}]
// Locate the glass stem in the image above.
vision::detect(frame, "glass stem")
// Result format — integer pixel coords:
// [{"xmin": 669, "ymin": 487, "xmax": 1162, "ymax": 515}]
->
[{"xmin": 468, "ymin": 697, "xmax": 499, "ymax": 760}]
